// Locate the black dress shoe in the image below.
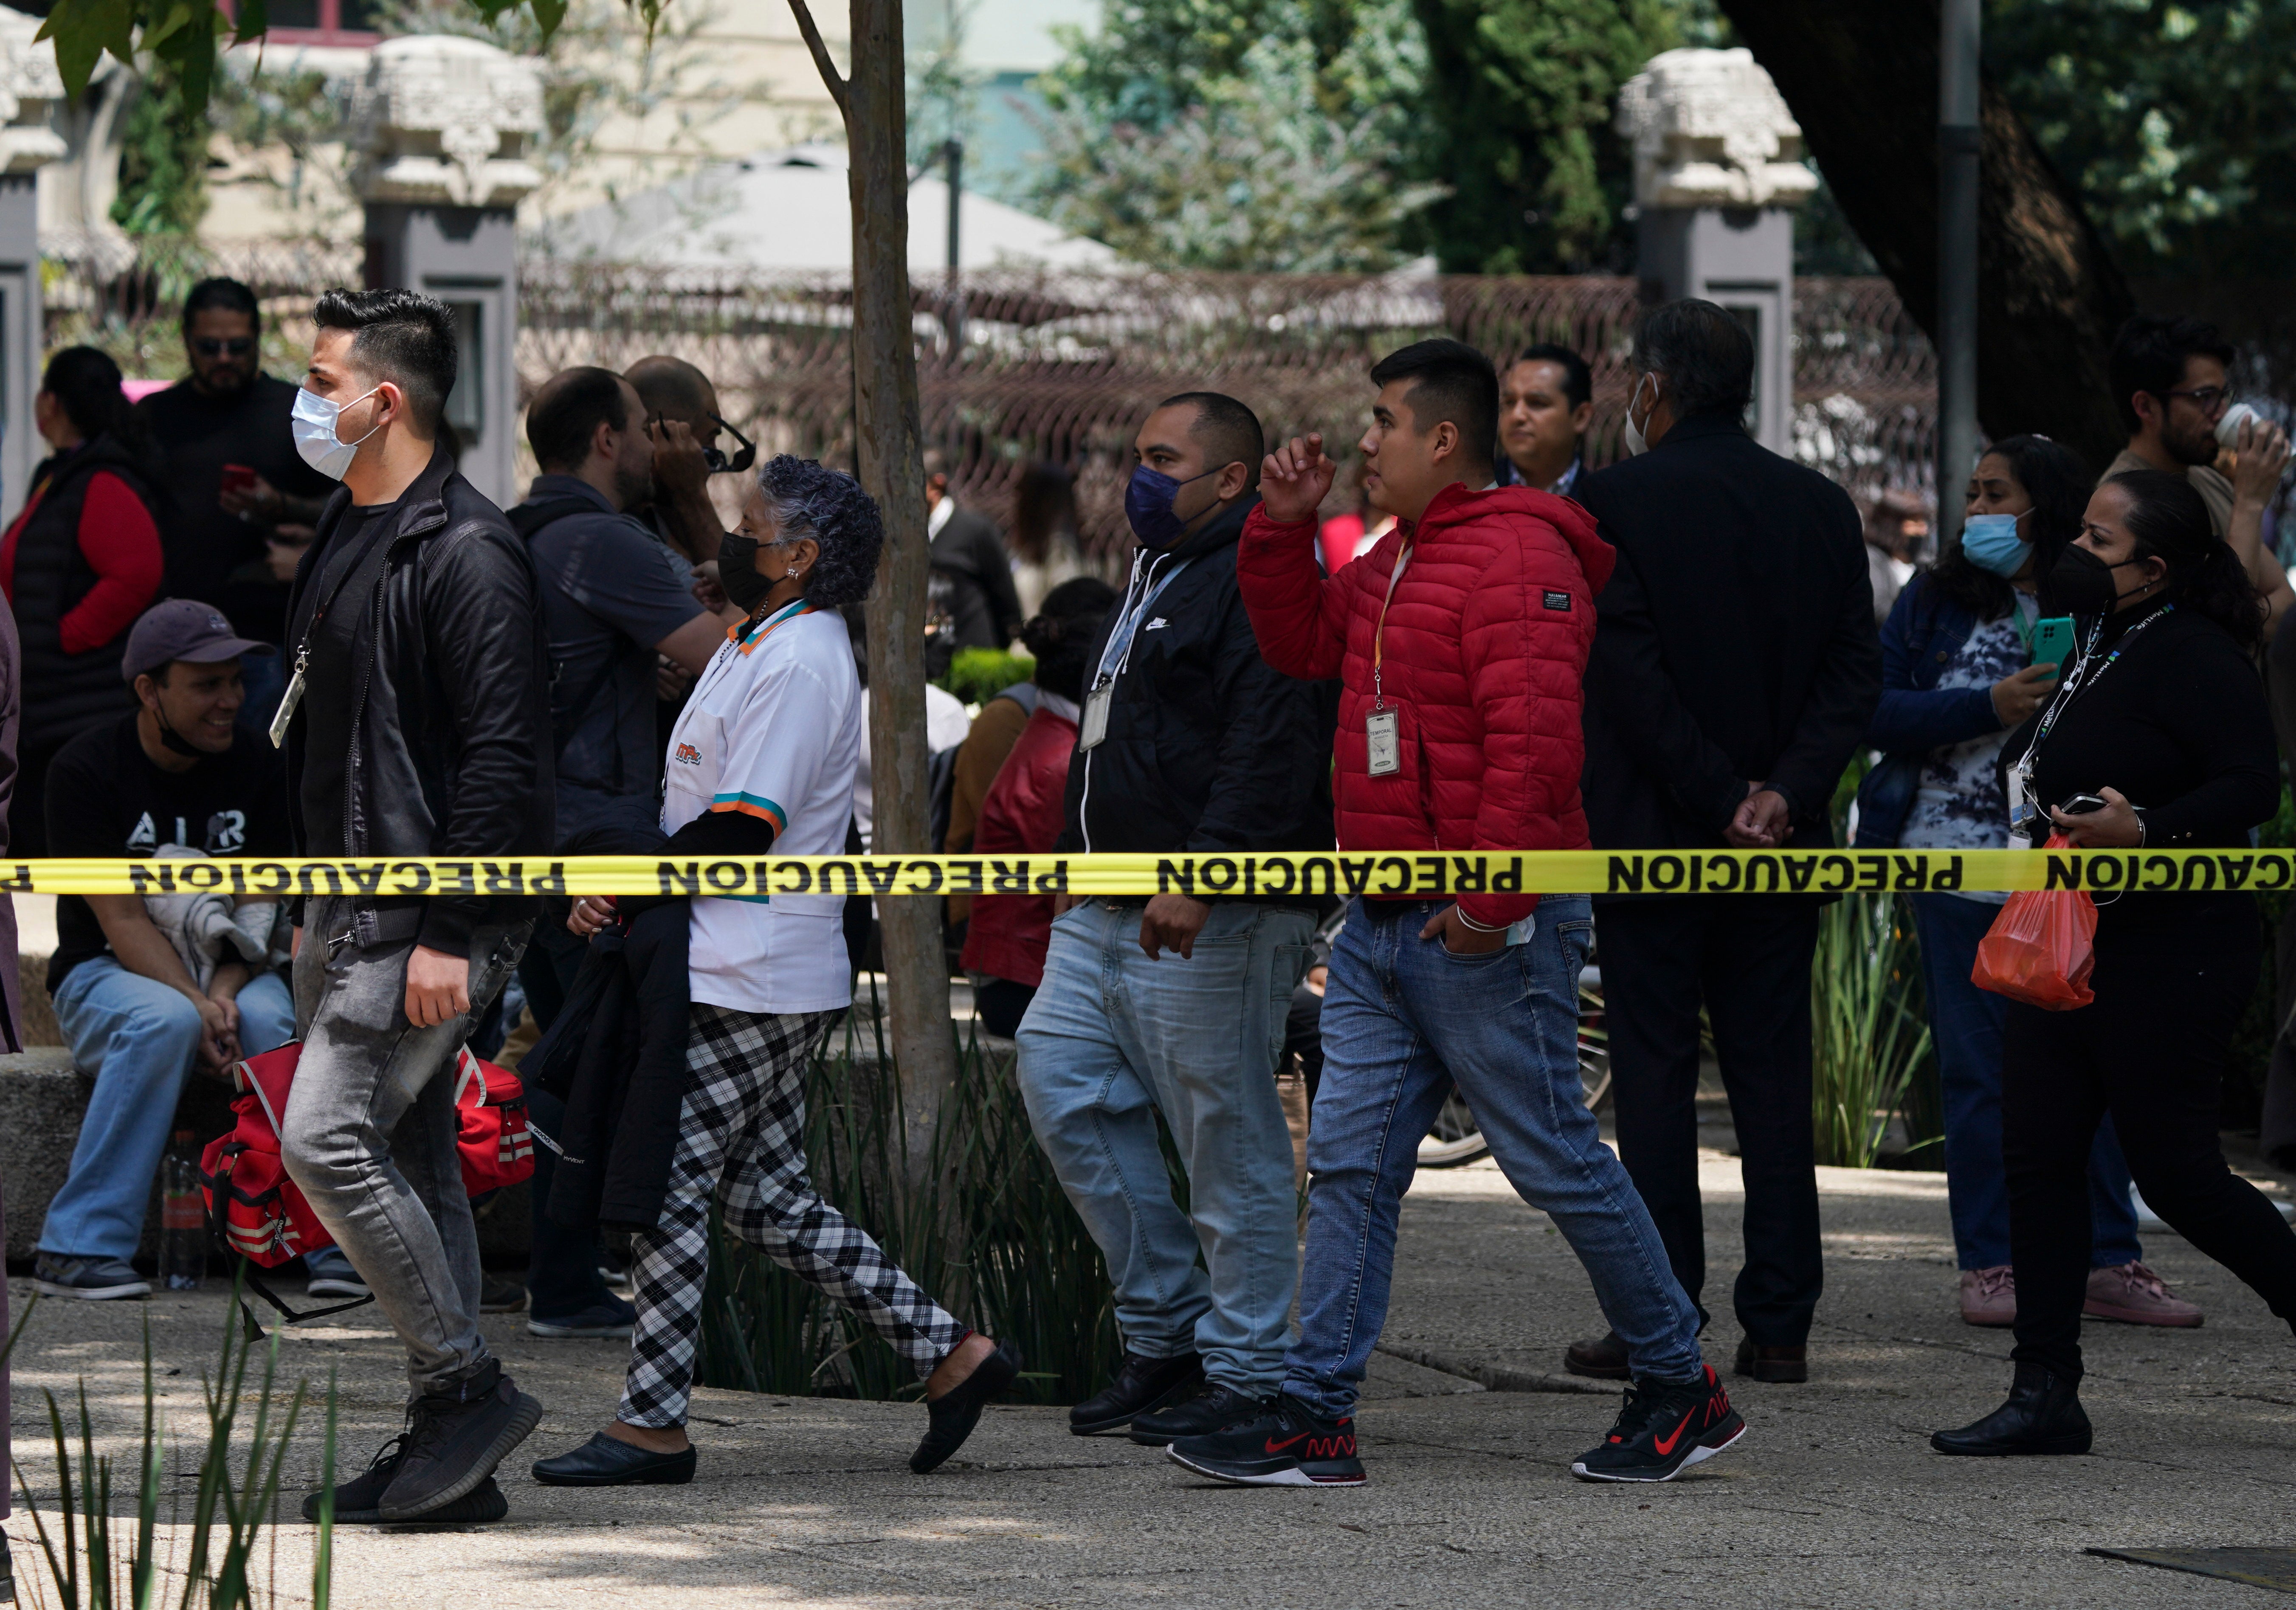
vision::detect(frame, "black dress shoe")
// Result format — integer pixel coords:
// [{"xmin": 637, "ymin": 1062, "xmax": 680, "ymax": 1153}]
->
[
  {"xmin": 1563, "ymin": 1330, "xmax": 1631, "ymax": 1381},
  {"xmin": 913, "ymin": 1341, "xmax": 1021, "ymax": 1474},
  {"xmin": 1070, "ymin": 1351, "xmax": 1204, "ymax": 1436},
  {"xmin": 1734, "ymin": 1337, "xmax": 1809, "ymax": 1383},
  {"xmin": 1128, "ymin": 1381, "xmax": 1268, "ymax": 1447},
  {"xmin": 1931, "ymin": 1364, "xmax": 2092, "ymax": 1457},
  {"xmin": 531, "ymin": 1432, "xmax": 698, "ymax": 1486}
]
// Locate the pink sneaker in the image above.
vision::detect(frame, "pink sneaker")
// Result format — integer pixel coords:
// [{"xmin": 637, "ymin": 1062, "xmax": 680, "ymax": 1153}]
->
[
  {"xmin": 2084, "ymin": 1261, "xmax": 2203, "ymax": 1327},
  {"xmin": 1958, "ymin": 1265, "xmax": 2016, "ymax": 1327}
]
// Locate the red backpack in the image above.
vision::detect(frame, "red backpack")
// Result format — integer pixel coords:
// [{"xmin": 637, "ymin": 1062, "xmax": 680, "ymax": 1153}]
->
[{"xmin": 200, "ymin": 1041, "xmax": 537, "ymax": 1324}]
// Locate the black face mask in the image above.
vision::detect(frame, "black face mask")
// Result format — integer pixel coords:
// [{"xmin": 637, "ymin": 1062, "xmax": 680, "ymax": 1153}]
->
[
  {"xmin": 2042, "ymin": 544, "xmax": 2150, "ymax": 619},
  {"xmin": 716, "ymin": 532, "xmax": 776, "ymax": 616}
]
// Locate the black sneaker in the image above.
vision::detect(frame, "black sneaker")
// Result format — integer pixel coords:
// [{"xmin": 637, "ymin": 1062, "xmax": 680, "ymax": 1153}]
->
[
  {"xmin": 1570, "ymin": 1365, "xmax": 1745, "ymax": 1483},
  {"xmin": 376, "ymin": 1364, "xmax": 544, "ymax": 1521},
  {"xmin": 1165, "ymin": 1394, "xmax": 1365, "ymax": 1487},
  {"xmin": 300, "ymin": 1433, "xmax": 511, "ymax": 1523},
  {"xmin": 1128, "ymin": 1381, "xmax": 1267, "ymax": 1447},
  {"xmin": 1069, "ymin": 1351, "xmax": 1204, "ymax": 1437},
  {"xmin": 527, "ymin": 1294, "xmax": 637, "ymax": 1339},
  {"xmin": 32, "ymin": 1253, "xmax": 150, "ymax": 1300}
]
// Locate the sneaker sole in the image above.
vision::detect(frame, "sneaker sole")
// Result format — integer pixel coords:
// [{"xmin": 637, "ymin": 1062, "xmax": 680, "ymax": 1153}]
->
[
  {"xmin": 1571, "ymin": 1419, "xmax": 1747, "ymax": 1484},
  {"xmin": 377, "ymin": 1394, "xmax": 544, "ymax": 1522},
  {"xmin": 1928, "ymin": 1431, "xmax": 2093, "ymax": 1457},
  {"xmin": 1162, "ymin": 1446, "xmax": 1368, "ymax": 1487},
  {"xmin": 33, "ymin": 1278, "xmax": 150, "ymax": 1300},
  {"xmin": 526, "ymin": 1321, "xmax": 636, "ymax": 1339},
  {"xmin": 317, "ymin": 1482, "xmax": 510, "ymax": 1526},
  {"xmin": 2082, "ymin": 1301, "xmax": 2203, "ymax": 1328}
]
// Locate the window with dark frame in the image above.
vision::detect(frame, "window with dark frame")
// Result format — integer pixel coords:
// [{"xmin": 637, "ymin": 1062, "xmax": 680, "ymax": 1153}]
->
[{"xmin": 216, "ymin": 0, "xmax": 378, "ymax": 46}]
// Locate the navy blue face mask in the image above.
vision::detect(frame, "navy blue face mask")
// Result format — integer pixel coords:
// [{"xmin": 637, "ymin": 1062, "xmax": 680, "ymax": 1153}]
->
[{"xmin": 1125, "ymin": 462, "xmax": 1228, "ymax": 550}]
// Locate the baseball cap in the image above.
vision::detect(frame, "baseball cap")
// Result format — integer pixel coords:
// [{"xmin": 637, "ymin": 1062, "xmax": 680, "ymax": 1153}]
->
[{"xmin": 121, "ymin": 599, "xmax": 275, "ymax": 684}]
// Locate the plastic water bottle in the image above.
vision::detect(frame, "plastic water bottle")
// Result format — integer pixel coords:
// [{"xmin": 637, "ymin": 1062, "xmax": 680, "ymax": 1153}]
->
[{"xmin": 160, "ymin": 1131, "xmax": 206, "ymax": 1292}]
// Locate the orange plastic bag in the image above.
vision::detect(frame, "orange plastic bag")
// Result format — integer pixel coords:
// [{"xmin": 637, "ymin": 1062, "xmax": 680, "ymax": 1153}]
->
[{"xmin": 1972, "ymin": 834, "xmax": 2098, "ymax": 1010}]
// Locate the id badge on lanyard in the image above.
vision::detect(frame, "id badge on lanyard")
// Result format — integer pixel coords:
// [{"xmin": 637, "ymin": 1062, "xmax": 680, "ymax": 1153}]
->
[
  {"xmin": 1079, "ymin": 677, "xmax": 1113, "ymax": 751},
  {"xmin": 1366, "ymin": 544, "xmax": 1411, "ymax": 777}
]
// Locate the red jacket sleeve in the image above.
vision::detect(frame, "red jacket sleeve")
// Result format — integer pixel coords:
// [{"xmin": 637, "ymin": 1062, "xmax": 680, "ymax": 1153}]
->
[
  {"xmin": 1236, "ymin": 507, "xmax": 1351, "ymax": 680},
  {"xmin": 60, "ymin": 473, "xmax": 163, "ymax": 656},
  {"xmin": 1452, "ymin": 519, "xmax": 1596, "ymax": 930}
]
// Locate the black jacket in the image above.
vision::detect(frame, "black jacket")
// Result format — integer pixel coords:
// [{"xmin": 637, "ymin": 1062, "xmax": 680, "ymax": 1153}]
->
[
  {"xmin": 283, "ymin": 445, "xmax": 554, "ymax": 954},
  {"xmin": 1576, "ymin": 411, "xmax": 1881, "ymax": 854},
  {"xmin": 12, "ymin": 435, "xmax": 159, "ymax": 753},
  {"xmin": 1057, "ymin": 493, "xmax": 1336, "ymax": 867},
  {"xmin": 523, "ymin": 898, "xmax": 693, "ymax": 1233},
  {"xmin": 931, "ymin": 502, "xmax": 1025, "ymax": 650}
]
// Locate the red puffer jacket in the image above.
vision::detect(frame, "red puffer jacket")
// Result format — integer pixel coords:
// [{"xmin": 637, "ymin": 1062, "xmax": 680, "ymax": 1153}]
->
[
  {"xmin": 959, "ymin": 702, "xmax": 1080, "ymax": 987},
  {"xmin": 1237, "ymin": 482, "xmax": 1614, "ymax": 929}
]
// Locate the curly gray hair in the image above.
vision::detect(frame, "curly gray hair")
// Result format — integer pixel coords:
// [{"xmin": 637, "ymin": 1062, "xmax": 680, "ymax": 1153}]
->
[{"xmin": 758, "ymin": 454, "xmax": 883, "ymax": 609}]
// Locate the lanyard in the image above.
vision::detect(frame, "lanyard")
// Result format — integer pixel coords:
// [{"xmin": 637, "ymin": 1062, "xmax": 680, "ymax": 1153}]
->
[
  {"xmin": 1094, "ymin": 554, "xmax": 1192, "ymax": 688},
  {"xmin": 2010, "ymin": 602, "xmax": 2174, "ymax": 815},
  {"xmin": 1370, "ymin": 539, "xmax": 1413, "ymax": 711},
  {"xmin": 731, "ymin": 598, "xmax": 819, "ymax": 656}
]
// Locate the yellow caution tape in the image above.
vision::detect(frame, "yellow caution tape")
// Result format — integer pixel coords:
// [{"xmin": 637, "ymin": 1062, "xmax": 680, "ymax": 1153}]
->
[{"xmin": 3, "ymin": 849, "xmax": 2289, "ymax": 898}]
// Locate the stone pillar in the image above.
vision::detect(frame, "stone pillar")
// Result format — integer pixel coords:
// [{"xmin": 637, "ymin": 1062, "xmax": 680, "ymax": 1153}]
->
[
  {"xmin": 351, "ymin": 37, "xmax": 542, "ymax": 508},
  {"xmin": 0, "ymin": 12, "xmax": 66, "ymax": 517},
  {"xmin": 1617, "ymin": 48, "xmax": 1815, "ymax": 456}
]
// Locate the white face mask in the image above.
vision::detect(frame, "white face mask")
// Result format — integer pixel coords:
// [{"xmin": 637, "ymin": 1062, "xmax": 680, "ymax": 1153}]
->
[
  {"xmin": 292, "ymin": 384, "xmax": 383, "ymax": 481},
  {"xmin": 1622, "ymin": 374, "xmax": 1655, "ymax": 457}
]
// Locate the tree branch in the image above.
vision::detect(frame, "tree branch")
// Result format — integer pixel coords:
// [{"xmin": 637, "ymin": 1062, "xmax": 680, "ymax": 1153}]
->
[{"xmin": 785, "ymin": 0, "xmax": 849, "ymax": 120}]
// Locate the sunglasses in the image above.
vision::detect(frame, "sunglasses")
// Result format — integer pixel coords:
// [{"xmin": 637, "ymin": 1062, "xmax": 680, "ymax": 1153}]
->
[
  {"xmin": 647, "ymin": 411, "xmax": 757, "ymax": 474},
  {"xmin": 193, "ymin": 337, "xmax": 257, "ymax": 358}
]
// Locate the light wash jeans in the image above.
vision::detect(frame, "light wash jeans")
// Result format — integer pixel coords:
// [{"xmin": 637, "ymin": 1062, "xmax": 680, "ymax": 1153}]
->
[
  {"xmin": 280, "ymin": 897, "xmax": 527, "ymax": 1396},
  {"xmin": 42, "ymin": 958, "xmax": 296, "ymax": 1261},
  {"xmin": 1016, "ymin": 898, "xmax": 1313, "ymax": 1394},
  {"xmin": 1282, "ymin": 896, "xmax": 1704, "ymax": 1419}
]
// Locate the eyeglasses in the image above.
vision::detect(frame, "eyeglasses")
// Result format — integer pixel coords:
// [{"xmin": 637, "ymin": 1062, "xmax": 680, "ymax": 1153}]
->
[
  {"xmin": 193, "ymin": 338, "xmax": 256, "ymax": 358},
  {"xmin": 2162, "ymin": 383, "xmax": 2234, "ymax": 413},
  {"xmin": 645, "ymin": 411, "xmax": 757, "ymax": 475}
]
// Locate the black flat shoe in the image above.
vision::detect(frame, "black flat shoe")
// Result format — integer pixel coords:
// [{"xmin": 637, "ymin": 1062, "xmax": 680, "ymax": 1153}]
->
[
  {"xmin": 911, "ymin": 1341, "xmax": 1021, "ymax": 1474},
  {"xmin": 531, "ymin": 1432, "xmax": 698, "ymax": 1486},
  {"xmin": 1931, "ymin": 1364, "xmax": 2091, "ymax": 1456}
]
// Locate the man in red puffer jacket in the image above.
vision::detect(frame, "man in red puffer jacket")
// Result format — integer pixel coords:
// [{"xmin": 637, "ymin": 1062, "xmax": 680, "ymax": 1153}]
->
[{"xmin": 1166, "ymin": 339, "xmax": 1740, "ymax": 1492}]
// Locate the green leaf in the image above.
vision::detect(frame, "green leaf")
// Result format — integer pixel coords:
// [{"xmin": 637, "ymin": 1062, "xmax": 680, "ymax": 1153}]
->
[
  {"xmin": 232, "ymin": 0, "xmax": 267, "ymax": 48},
  {"xmin": 35, "ymin": 0, "xmax": 105, "ymax": 99},
  {"xmin": 530, "ymin": 0, "xmax": 567, "ymax": 41}
]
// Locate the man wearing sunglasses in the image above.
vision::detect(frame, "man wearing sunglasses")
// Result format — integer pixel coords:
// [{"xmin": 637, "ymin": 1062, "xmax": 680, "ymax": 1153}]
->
[
  {"xmin": 2104, "ymin": 312, "xmax": 2293, "ymax": 632},
  {"xmin": 135, "ymin": 278, "xmax": 335, "ymax": 707},
  {"xmin": 623, "ymin": 354, "xmax": 748, "ymax": 571}
]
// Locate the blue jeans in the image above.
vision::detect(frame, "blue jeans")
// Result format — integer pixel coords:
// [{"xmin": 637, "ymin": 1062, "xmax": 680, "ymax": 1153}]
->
[
  {"xmin": 1910, "ymin": 892, "xmax": 2141, "ymax": 1271},
  {"xmin": 1016, "ymin": 898, "xmax": 1313, "ymax": 1394},
  {"xmin": 1284, "ymin": 897, "xmax": 1703, "ymax": 1418},
  {"xmin": 42, "ymin": 959, "xmax": 296, "ymax": 1261}
]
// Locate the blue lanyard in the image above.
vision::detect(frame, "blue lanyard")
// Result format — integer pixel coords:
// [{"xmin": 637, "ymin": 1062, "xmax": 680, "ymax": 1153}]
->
[{"xmin": 1095, "ymin": 556, "xmax": 1192, "ymax": 686}]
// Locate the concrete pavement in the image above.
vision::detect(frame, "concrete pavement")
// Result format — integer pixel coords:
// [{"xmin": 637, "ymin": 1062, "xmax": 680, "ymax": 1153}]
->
[{"xmin": 11, "ymin": 1148, "xmax": 2296, "ymax": 1608}]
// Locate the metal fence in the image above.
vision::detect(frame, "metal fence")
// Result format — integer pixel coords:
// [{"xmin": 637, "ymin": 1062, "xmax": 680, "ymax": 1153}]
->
[{"xmin": 46, "ymin": 245, "xmax": 1943, "ymax": 553}]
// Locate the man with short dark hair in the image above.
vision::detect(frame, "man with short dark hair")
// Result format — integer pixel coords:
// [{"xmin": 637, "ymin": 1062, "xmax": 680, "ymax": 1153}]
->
[
  {"xmin": 283, "ymin": 287, "xmax": 552, "ymax": 1525},
  {"xmin": 924, "ymin": 447, "xmax": 1025, "ymax": 651},
  {"xmin": 1496, "ymin": 342, "xmax": 1595, "ymax": 496},
  {"xmin": 2105, "ymin": 313, "xmax": 2293, "ymax": 630},
  {"xmin": 1565, "ymin": 298, "xmax": 1880, "ymax": 1389},
  {"xmin": 32, "ymin": 600, "xmax": 296, "ymax": 1300},
  {"xmin": 1015, "ymin": 390, "xmax": 1332, "ymax": 1449},
  {"xmin": 1182, "ymin": 338, "xmax": 1731, "ymax": 1488},
  {"xmin": 135, "ymin": 277, "xmax": 335, "ymax": 666},
  {"xmin": 623, "ymin": 354, "xmax": 735, "ymax": 567}
]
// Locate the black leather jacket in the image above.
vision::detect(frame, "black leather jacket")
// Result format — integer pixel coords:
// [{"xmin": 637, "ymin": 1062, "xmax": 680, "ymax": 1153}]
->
[{"xmin": 283, "ymin": 445, "xmax": 554, "ymax": 955}]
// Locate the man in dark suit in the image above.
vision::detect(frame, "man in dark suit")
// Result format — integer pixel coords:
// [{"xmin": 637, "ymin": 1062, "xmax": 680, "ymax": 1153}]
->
[
  {"xmin": 925, "ymin": 449, "xmax": 1025, "ymax": 651},
  {"xmin": 1566, "ymin": 298, "xmax": 1881, "ymax": 1387}
]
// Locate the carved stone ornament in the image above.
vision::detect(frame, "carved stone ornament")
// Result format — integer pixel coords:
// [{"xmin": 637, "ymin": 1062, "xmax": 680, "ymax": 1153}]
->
[
  {"xmin": 351, "ymin": 35, "xmax": 544, "ymax": 208},
  {"xmin": 1616, "ymin": 47, "xmax": 1817, "ymax": 211},
  {"xmin": 0, "ymin": 10, "xmax": 69, "ymax": 175}
]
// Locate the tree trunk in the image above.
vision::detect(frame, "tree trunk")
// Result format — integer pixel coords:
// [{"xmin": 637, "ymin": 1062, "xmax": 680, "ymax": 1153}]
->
[
  {"xmin": 1717, "ymin": 0, "xmax": 2135, "ymax": 474},
  {"xmin": 790, "ymin": 0, "xmax": 958, "ymax": 1194}
]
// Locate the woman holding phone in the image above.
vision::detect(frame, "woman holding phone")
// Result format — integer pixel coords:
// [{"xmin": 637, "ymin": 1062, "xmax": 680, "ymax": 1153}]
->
[
  {"xmin": 1932, "ymin": 469, "xmax": 2296, "ymax": 1456},
  {"xmin": 1856, "ymin": 437, "xmax": 2197, "ymax": 1330}
]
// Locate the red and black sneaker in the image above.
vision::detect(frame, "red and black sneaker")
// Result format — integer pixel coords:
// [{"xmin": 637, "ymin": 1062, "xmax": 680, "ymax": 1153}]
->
[
  {"xmin": 1164, "ymin": 1394, "xmax": 1366, "ymax": 1487},
  {"xmin": 1570, "ymin": 1365, "xmax": 1746, "ymax": 1483}
]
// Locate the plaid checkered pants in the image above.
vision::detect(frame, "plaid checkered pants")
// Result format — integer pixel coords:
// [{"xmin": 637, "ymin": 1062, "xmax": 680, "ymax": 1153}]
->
[{"xmin": 619, "ymin": 1002, "xmax": 967, "ymax": 1427}]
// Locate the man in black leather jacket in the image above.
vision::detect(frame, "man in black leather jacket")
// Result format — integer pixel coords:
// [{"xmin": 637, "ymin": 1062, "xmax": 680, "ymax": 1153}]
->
[{"xmin": 278, "ymin": 289, "xmax": 553, "ymax": 1527}]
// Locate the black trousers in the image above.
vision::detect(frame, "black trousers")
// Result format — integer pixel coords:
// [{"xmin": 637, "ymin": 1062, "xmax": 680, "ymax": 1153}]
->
[
  {"xmin": 1598, "ymin": 895, "xmax": 1824, "ymax": 1345},
  {"xmin": 2006, "ymin": 904, "xmax": 2296, "ymax": 1378},
  {"xmin": 516, "ymin": 914, "xmax": 614, "ymax": 1320}
]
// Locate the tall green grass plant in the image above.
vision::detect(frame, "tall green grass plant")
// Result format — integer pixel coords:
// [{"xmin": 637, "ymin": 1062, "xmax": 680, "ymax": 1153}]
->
[{"xmin": 1811, "ymin": 892, "xmax": 1935, "ymax": 1169}]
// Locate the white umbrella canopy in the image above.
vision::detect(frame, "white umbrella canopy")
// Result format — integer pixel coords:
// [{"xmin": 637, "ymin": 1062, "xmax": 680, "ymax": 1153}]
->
[{"xmin": 541, "ymin": 143, "xmax": 1118, "ymax": 274}]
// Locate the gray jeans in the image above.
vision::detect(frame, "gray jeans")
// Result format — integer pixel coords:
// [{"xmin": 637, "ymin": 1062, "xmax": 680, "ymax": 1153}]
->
[{"xmin": 281, "ymin": 897, "xmax": 529, "ymax": 1396}]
